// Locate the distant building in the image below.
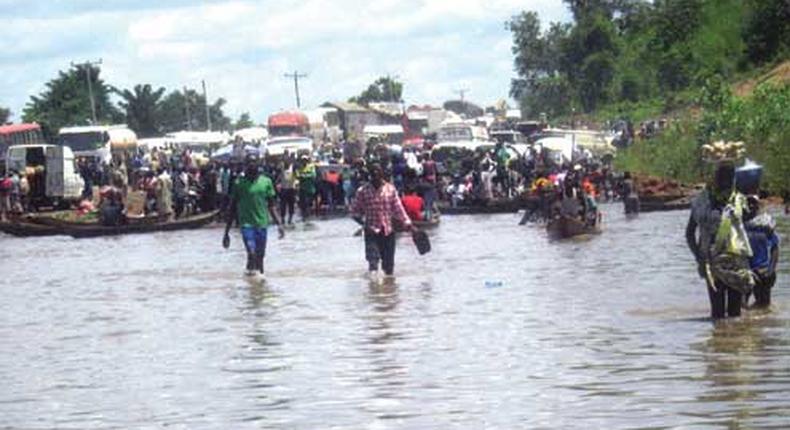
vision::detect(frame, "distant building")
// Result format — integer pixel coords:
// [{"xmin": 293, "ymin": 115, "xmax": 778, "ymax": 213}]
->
[
  {"xmin": 320, "ymin": 102, "xmax": 378, "ymax": 142},
  {"xmin": 406, "ymin": 105, "xmax": 448, "ymax": 135}
]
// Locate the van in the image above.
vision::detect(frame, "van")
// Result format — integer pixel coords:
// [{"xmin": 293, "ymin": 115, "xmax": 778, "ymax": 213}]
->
[{"xmin": 6, "ymin": 144, "xmax": 85, "ymax": 208}]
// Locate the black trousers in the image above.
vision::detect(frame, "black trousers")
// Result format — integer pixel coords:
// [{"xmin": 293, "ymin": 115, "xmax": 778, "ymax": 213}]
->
[
  {"xmin": 708, "ymin": 281, "xmax": 742, "ymax": 319},
  {"xmin": 279, "ymin": 188, "xmax": 296, "ymax": 222},
  {"xmin": 751, "ymin": 272, "xmax": 776, "ymax": 307},
  {"xmin": 364, "ymin": 231, "xmax": 396, "ymax": 275}
]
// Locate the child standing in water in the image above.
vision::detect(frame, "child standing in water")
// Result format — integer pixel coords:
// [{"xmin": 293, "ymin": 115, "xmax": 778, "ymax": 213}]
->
[{"xmin": 743, "ymin": 196, "xmax": 780, "ymax": 308}]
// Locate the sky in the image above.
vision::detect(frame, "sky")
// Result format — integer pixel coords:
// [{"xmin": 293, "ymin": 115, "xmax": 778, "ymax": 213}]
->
[{"xmin": 0, "ymin": 0, "xmax": 570, "ymax": 123}]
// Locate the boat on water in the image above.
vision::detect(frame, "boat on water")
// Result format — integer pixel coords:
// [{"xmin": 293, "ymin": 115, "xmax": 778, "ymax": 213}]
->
[
  {"xmin": 546, "ymin": 215, "xmax": 601, "ymax": 240},
  {"xmin": 437, "ymin": 198, "xmax": 522, "ymax": 215},
  {"xmin": 0, "ymin": 210, "xmax": 219, "ymax": 239}
]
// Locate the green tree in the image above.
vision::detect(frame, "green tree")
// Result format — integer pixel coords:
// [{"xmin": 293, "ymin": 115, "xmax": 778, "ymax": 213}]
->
[
  {"xmin": 234, "ymin": 112, "xmax": 255, "ymax": 130},
  {"xmin": 158, "ymin": 88, "xmax": 231, "ymax": 133},
  {"xmin": 0, "ymin": 107, "xmax": 10, "ymax": 124},
  {"xmin": 22, "ymin": 65, "xmax": 122, "ymax": 138},
  {"xmin": 349, "ymin": 76, "xmax": 404, "ymax": 105},
  {"xmin": 743, "ymin": 0, "xmax": 790, "ymax": 65},
  {"xmin": 115, "ymin": 84, "xmax": 166, "ymax": 138}
]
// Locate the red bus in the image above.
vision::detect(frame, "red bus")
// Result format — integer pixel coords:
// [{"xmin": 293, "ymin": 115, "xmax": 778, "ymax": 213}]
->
[{"xmin": 0, "ymin": 123, "xmax": 45, "ymax": 168}]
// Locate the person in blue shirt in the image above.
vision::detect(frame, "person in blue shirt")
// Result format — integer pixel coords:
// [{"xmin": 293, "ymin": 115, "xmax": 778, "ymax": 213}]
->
[{"xmin": 743, "ymin": 196, "xmax": 780, "ymax": 308}]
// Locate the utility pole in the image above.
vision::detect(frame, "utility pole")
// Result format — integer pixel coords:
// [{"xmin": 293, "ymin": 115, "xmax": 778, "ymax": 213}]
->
[
  {"xmin": 454, "ymin": 88, "xmax": 470, "ymax": 117},
  {"xmin": 284, "ymin": 70, "xmax": 308, "ymax": 108},
  {"xmin": 71, "ymin": 59, "xmax": 103, "ymax": 124},
  {"xmin": 184, "ymin": 86, "xmax": 192, "ymax": 131},
  {"xmin": 202, "ymin": 80, "xmax": 211, "ymax": 131}
]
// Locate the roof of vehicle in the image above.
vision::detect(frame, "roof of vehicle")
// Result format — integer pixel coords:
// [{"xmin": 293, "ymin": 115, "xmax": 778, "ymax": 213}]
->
[
  {"xmin": 268, "ymin": 111, "xmax": 309, "ymax": 128},
  {"xmin": 58, "ymin": 124, "xmax": 131, "ymax": 134},
  {"xmin": 7, "ymin": 143, "xmax": 55, "ymax": 149},
  {"xmin": 0, "ymin": 123, "xmax": 41, "ymax": 135}
]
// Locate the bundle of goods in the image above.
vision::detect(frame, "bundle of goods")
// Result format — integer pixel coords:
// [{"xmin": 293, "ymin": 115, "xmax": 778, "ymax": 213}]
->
[
  {"xmin": 701, "ymin": 141, "xmax": 745, "ymax": 163},
  {"xmin": 735, "ymin": 159, "xmax": 763, "ymax": 195}
]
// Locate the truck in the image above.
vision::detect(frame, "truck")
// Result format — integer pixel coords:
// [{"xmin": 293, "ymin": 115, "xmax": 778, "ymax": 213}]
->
[
  {"xmin": 57, "ymin": 125, "xmax": 137, "ymax": 164},
  {"xmin": 6, "ymin": 144, "xmax": 85, "ymax": 208}
]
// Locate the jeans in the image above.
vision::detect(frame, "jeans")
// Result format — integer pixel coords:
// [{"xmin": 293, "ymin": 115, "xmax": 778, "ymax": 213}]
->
[{"xmin": 364, "ymin": 231, "xmax": 396, "ymax": 275}]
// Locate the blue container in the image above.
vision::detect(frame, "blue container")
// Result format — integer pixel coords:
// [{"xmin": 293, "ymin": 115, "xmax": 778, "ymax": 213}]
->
[{"xmin": 735, "ymin": 162, "xmax": 763, "ymax": 194}]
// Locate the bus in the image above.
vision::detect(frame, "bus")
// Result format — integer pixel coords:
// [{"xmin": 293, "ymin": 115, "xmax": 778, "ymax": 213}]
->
[{"xmin": 0, "ymin": 123, "xmax": 45, "ymax": 170}]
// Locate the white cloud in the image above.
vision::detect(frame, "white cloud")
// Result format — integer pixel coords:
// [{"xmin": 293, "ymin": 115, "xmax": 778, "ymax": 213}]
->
[{"xmin": 0, "ymin": 0, "xmax": 571, "ymax": 123}]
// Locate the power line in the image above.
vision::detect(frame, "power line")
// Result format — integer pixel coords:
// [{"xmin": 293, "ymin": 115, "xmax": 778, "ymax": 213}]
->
[
  {"xmin": 71, "ymin": 59, "xmax": 103, "ymax": 124},
  {"xmin": 284, "ymin": 70, "xmax": 308, "ymax": 109}
]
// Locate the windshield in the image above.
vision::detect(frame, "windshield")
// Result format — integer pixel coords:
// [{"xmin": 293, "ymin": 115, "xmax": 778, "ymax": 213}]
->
[
  {"xmin": 58, "ymin": 131, "xmax": 106, "ymax": 151},
  {"xmin": 438, "ymin": 127, "xmax": 472, "ymax": 142},
  {"xmin": 269, "ymin": 126, "xmax": 304, "ymax": 138}
]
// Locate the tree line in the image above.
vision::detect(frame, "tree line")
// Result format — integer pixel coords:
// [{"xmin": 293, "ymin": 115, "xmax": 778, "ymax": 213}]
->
[
  {"xmin": 3, "ymin": 65, "xmax": 247, "ymax": 140},
  {"xmin": 1, "ymin": 65, "xmax": 410, "ymax": 140},
  {"xmin": 508, "ymin": 0, "xmax": 790, "ymax": 119}
]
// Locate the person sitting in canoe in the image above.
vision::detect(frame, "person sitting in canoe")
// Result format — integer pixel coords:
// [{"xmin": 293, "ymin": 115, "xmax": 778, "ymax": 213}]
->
[{"xmin": 401, "ymin": 186, "xmax": 424, "ymax": 222}]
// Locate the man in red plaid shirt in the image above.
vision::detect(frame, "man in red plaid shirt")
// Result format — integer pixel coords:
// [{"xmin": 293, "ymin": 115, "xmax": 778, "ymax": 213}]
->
[{"xmin": 351, "ymin": 163, "xmax": 414, "ymax": 278}]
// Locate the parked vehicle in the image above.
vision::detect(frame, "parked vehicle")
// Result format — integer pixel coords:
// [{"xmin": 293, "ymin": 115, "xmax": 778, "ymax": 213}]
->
[
  {"xmin": 6, "ymin": 144, "xmax": 84, "ymax": 208},
  {"xmin": 0, "ymin": 123, "xmax": 45, "ymax": 170},
  {"xmin": 57, "ymin": 125, "xmax": 137, "ymax": 164}
]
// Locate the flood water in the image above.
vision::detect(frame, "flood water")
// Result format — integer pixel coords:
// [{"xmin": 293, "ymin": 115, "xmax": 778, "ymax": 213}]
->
[{"xmin": 2, "ymin": 204, "xmax": 790, "ymax": 429}]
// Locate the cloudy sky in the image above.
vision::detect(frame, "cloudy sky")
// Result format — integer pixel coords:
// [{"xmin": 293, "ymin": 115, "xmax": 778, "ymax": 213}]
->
[{"xmin": 1, "ymin": 0, "xmax": 570, "ymax": 123}]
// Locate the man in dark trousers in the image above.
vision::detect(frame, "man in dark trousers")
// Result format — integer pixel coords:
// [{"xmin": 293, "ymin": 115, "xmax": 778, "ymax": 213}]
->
[
  {"xmin": 351, "ymin": 164, "xmax": 413, "ymax": 279},
  {"xmin": 224, "ymin": 155, "xmax": 285, "ymax": 277}
]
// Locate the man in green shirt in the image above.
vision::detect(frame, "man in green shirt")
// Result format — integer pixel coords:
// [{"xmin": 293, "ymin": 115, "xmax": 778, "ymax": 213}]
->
[
  {"xmin": 223, "ymin": 155, "xmax": 285, "ymax": 276},
  {"xmin": 296, "ymin": 155, "xmax": 317, "ymax": 221}
]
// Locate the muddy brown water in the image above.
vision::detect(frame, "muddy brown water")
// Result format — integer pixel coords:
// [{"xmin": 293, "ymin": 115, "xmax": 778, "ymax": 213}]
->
[{"xmin": 1, "ymin": 204, "xmax": 789, "ymax": 429}]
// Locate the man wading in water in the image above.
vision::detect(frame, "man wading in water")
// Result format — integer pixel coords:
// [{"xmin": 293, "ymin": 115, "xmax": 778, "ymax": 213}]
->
[
  {"xmin": 223, "ymin": 155, "xmax": 285, "ymax": 277},
  {"xmin": 351, "ymin": 164, "xmax": 414, "ymax": 280}
]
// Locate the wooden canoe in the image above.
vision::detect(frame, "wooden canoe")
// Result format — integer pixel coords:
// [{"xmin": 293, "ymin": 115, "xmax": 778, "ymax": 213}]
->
[
  {"xmin": 546, "ymin": 215, "xmax": 601, "ymax": 240},
  {"xmin": 0, "ymin": 210, "xmax": 219, "ymax": 239}
]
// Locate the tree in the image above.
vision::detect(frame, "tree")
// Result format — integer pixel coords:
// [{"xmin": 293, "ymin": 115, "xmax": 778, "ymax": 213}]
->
[
  {"xmin": 115, "ymin": 84, "xmax": 166, "ymax": 138},
  {"xmin": 22, "ymin": 65, "xmax": 122, "ymax": 138},
  {"xmin": 158, "ymin": 88, "xmax": 232, "ymax": 133},
  {"xmin": 349, "ymin": 76, "xmax": 404, "ymax": 105},
  {"xmin": 743, "ymin": 0, "xmax": 790, "ymax": 65},
  {"xmin": 234, "ymin": 112, "xmax": 255, "ymax": 130},
  {"xmin": 0, "ymin": 107, "xmax": 10, "ymax": 124}
]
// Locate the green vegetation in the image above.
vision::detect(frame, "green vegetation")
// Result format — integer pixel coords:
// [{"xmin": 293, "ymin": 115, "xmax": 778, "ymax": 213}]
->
[
  {"xmin": 349, "ymin": 76, "xmax": 404, "ymax": 106},
  {"xmin": 511, "ymin": 0, "xmax": 790, "ymax": 193},
  {"xmin": 22, "ymin": 65, "xmax": 122, "ymax": 139},
  {"xmin": 0, "ymin": 107, "xmax": 11, "ymax": 125},
  {"xmin": 615, "ymin": 80, "xmax": 790, "ymax": 194},
  {"xmin": 21, "ymin": 65, "xmax": 233, "ymax": 140},
  {"xmin": 509, "ymin": 0, "xmax": 790, "ymax": 120}
]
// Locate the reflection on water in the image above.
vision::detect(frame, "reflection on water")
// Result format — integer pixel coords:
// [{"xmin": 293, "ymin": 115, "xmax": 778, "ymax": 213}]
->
[{"xmin": 1, "ymin": 204, "xmax": 789, "ymax": 428}]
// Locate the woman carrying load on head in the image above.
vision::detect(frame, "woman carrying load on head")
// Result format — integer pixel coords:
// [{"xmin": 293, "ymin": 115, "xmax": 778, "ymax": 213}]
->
[{"xmin": 686, "ymin": 161, "xmax": 754, "ymax": 320}]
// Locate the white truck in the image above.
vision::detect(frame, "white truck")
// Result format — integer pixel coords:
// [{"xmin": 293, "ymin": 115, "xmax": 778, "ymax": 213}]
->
[
  {"xmin": 58, "ymin": 125, "xmax": 137, "ymax": 164},
  {"xmin": 6, "ymin": 144, "xmax": 85, "ymax": 208}
]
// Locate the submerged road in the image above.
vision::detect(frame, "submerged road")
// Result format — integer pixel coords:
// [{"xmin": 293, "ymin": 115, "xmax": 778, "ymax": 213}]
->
[{"xmin": 1, "ymin": 204, "xmax": 789, "ymax": 429}]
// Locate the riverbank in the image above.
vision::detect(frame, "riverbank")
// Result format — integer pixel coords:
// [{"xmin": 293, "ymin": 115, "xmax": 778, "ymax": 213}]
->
[{"xmin": 613, "ymin": 63, "xmax": 790, "ymax": 196}]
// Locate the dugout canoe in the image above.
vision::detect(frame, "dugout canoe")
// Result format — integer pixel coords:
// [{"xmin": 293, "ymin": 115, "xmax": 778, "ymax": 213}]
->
[
  {"xmin": 546, "ymin": 215, "xmax": 602, "ymax": 240},
  {"xmin": 0, "ymin": 210, "xmax": 219, "ymax": 238}
]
